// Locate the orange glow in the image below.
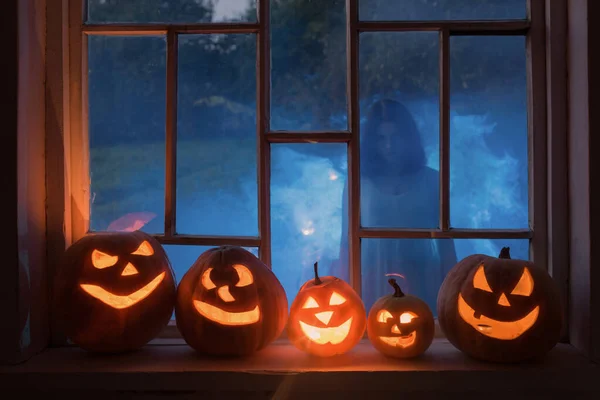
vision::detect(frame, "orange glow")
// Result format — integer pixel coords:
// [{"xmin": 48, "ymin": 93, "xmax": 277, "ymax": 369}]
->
[
  {"xmin": 458, "ymin": 293, "xmax": 539, "ymax": 340},
  {"xmin": 202, "ymin": 268, "xmax": 216, "ymax": 290},
  {"xmin": 329, "ymin": 292, "xmax": 346, "ymax": 305},
  {"xmin": 233, "ymin": 264, "xmax": 253, "ymax": 287},
  {"xmin": 511, "ymin": 267, "xmax": 534, "ymax": 296},
  {"xmin": 473, "ymin": 265, "xmax": 493, "ymax": 292},
  {"xmin": 132, "ymin": 240, "xmax": 154, "ymax": 256},
  {"xmin": 377, "ymin": 310, "xmax": 393, "ymax": 323},
  {"xmin": 400, "ymin": 311, "xmax": 417, "ymax": 324},
  {"xmin": 379, "ymin": 331, "xmax": 416, "ymax": 348},
  {"xmin": 193, "ymin": 300, "xmax": 260, "ymax": 326},
  {"xmin": 497, "ymin": 293, "xmax": 511, "ymax": 306},
  {"xmin": 217, "ymin": 285, "xmax": 235, "ymax": 302},
  {"xmin": 315, "ymin": 311, "xmax": 333, "ymax": 325},
  {"xmin": 121, "ymin": 262, "xmax": 139, "ymax": 276},
  {"xmin": 391, "ymin": 324, "xmax": 401, "ymax": 334},
  {"xmin": 91, "ymin": 249, "xmax": 118, "ymax": 269},
  {"xmin": 298, "ymin": 317, "xmax": 353, "ymax": 345},
  {"xmin": 303, "ymin": 296, "xmax": 319, "ymax": 309},
  {"xmin": 80, "ymin": 272, "xmax": 166, "ymax": 309}
]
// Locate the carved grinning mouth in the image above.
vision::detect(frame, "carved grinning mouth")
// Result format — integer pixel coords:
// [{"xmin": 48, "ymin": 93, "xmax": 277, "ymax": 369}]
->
[
  {"xmin": 299, "ymin": 318, "xmax": 353, "ymax": 345},
  {"xmin": 193, "ymin": 301, "xmax": 260, "ymax": 326},
  {"xmin": 80, "ymin": 272, "xmax": 166, "ymax": 309},
  {"xmin": 379, "ymin": 331, "xmax": 417, "ymax": 348},
  {"xmin": 458, "ymin": 294, "xmax": 539, "ymax": 340}
]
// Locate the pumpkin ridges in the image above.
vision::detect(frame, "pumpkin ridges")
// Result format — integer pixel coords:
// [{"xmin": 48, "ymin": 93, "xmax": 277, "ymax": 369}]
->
[
  {"xmin": 54, "ymin": 231, "xmax": 176, "ymax": 353},
  {"xmin": 176, "ymin": 246, "xmax": 288, "ymax": 356},
  {"xmin": 437, "ymin": 249, "xmax": 563, "ymax": 363}
]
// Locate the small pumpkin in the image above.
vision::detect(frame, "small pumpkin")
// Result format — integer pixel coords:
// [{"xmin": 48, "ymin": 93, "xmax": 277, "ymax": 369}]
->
[
  {"xmin": 54, "ymin": 231, "xmax": 176, "ymax": 353},
  {"xmin": 437, "ymin": 247, "xmax": 562, "ymax": 363},
  {"xmin": 287, "ymin": 262, "xmax": 366, "ymax": 357},
  {"xmin": 175, "ymin": 246, "xmax": 288, "ymax": 356},
  {"xmin": 367, "ymin": 279, "xmax": 434, "ymax": 358}
]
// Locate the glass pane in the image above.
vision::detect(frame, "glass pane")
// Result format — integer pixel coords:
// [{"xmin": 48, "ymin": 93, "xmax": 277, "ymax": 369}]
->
[
  {"xmin": 270, "ymin": 0, "xmax": 347, "ymax": 131},
  {"xmin": 177, "ymin": 34, "xmax": 257, "ymax": 236},
  {"xmin": 163, "ymin": 245, "xmax": 259, "ymax": 284},
  {"xmin": 271, "ymin": 144, "xmax": 347, "ymax": 303},
  {"xmin": 89, "ymin": 35, "xmax": 166, "ymax": 234},
  {"xmin": 86, "ymin": 0, "xmax": 257, "ymax": 23},
  {"xmin": 450, "ymin": 36, "xmax": 528, "ymax": 229},
  {"xmin": 361, "ymin": 238, "xmax": 529, "ymax": 314},
  {"xmin": 359, "ymin": 0, "xmax": 526, "ymax": 21},
  {"xmin": 359, "ymin": 32, "xmax": 439, "ymax": 229}
]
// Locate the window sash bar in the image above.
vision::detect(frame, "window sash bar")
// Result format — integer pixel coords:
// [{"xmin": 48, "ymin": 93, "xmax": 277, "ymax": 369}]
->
[
  {"xmin": 153, "ymin": 235, "xmax": 260, "ymax": 247},
  {"xmin": 439, "ymin": 29, "xmax": 450, "ymax": 231},
  {"xmin": 360, "ymin": 228, "xmax": 533, "ymax": 239},
  {"xmin": 347, "ymin": 0, "xmax": 361, "ymax": 296},
  {"xmin": 164, "ymin": 29, "xmax": 178, "ymax": 238},
  {"xmin": 358, "ymin": 20, "xmax": 530, "ymax": 34},
  {"xmin": 82, "ymin": 23, "xmax": 260, "ymax": 35},
  {"xmin": 266, "ymin": 132, "xmax": 352, "ymax": 143},
  {"xmin": 258, "ymin": 0, "xmax": 272, "ymax": 268}
]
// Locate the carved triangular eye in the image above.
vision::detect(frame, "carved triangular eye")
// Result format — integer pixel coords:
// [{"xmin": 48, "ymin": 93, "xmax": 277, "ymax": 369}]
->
[
  {"xmin": 132, "ymin": 241, "xmax": 154, "ymax": 256},
  {"xmin": 510, "ymin": 267, "xmax": 534, "ymax": 296},
  {"xmin": 329, "ymin": 292, "xmax": 346, "ymax": 306},
  {"xmin": 473, "ymin": 265, "xmax": 493, "ymax": 292},
  {"xmin": 303, "ymin": 296, "xmax": 319, "ymax": 309},
  {"xmin": 91, "ymin": 249, "xmax": 118, "ymax": 269}
]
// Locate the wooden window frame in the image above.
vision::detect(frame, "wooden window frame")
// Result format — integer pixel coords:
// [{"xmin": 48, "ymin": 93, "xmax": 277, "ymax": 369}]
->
[{"xmin": 43, "ymin": 0, "xmax": 577, "ymax": 347}]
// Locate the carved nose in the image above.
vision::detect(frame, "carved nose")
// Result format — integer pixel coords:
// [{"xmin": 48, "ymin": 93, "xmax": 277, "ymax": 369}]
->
[
  {"xmin": 498, "ymin": 293, "xmax": 511, "ymax": 307},
  {"xmin": 315, "ymin": 311, "xmax": 333, "ymax": 325},
  {"xmin": 121, "ymin": 262, "xmax": 138, "ymax": 276},
  {"xmin": 218, "ymin": 286, "xmax": 235, "ymax": 302},
  {"xmin": 391, "ymin": 324, "xmax": 401, "ymax": 334}
]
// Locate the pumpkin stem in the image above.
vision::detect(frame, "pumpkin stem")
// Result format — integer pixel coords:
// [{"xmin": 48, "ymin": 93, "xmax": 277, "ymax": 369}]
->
[
  {"xmin": 388, "ymin": 278, "xmax": 405, "ymax": 297},
  {"xmin": 499, "ymin": 247, "xmax": 511, "ymax": 259},
  {"xmin": 313, "ymin": 262, "xmax": 322, "ymax": 285}
]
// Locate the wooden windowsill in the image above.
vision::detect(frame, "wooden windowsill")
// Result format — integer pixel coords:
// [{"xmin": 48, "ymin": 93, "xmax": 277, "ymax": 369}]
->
[{"xmin": 1, "ymin": 339, "xmax": 599, "ymax": 397}]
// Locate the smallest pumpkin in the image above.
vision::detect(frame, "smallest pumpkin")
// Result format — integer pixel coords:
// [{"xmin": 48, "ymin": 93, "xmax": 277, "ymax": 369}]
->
[{"xmin": 367, "ymin": 279, "xmax": 434, "ymax": 358}]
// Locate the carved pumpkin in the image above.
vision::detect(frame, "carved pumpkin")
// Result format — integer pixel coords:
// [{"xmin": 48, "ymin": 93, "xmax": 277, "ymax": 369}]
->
[
  {"xmin": 54, "ymin": 231, "xmax": 176, "ymax": 353},
  {"xmin": 175, "ymin": 246, "xmax": 288, "ymax": 356},
  {"xmin": 437, "ymin": 247, "xmax": 562, "ymax": 362},
  {"xmin": 367, "ymin": 279, "xmax": 434, "ymax": 358},
  {"xmin": 287, "ymin": 262, "xmax": 366, "ymax": 357}
]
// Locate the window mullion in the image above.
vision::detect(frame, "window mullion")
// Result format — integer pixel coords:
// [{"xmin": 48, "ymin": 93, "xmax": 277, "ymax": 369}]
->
[
  {"xmin": 258, "ymin": 0, "xmax": 272, "ymax": 268},
  {"xmin": 164, "ymin": 29, "xmax": 178, "ymax": 238},
  {"xmin": 347, "ymin": 0, "xmax": 361, "ymax": 296},
  {"xmin": 439, "ymin": 28, "xmax": 450, "ymax": 232}
]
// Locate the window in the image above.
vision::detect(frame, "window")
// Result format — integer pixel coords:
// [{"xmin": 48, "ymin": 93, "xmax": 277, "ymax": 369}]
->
[{"xmin": 77, "ymin": 0, "xmax": 542, "ymax": 320}]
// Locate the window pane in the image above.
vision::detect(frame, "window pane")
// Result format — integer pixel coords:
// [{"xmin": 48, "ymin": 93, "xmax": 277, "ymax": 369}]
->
[
  {"xmin": 163, "ymin": 245, "xmax": 259, "ymax": 285},
  {"xmin": 89, "ymin": 35, "xmax": 166, "ymax": 234},
  {"xmin": 359, "ymin": 32, "xmax": 439, "ymax": 229},
  {"xmin": 359, "ymin": 0, "xmax": 526, "ymax": 21},
  {"xmin": 450, "ymin": 36, "xmax": 528, "ymax": 229},
  {"xmin": 86, "ymin": 0, "xmax": 257, "ymax": 23},
  {"xmin": 270, "ymin": 0, "xmax": 347, "ymax": 131},
  {"xmin": 271, "ymin": 144, "xmax": 347, "ymax": 303},
  {"xmin": 177, "ymin": 34, "xmax": 257, "ymax": 236},
  {"xmin": 361, "ymin": 238, "xmax": 529, "ymax": 314}
]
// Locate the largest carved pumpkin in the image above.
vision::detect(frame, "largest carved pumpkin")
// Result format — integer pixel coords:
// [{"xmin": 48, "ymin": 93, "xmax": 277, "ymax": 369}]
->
[
  {"xmin": 175, "ymin": 246, "xmax": 288, "ymax": 356},
  {"xmin": 54, "ymin": 231, "xmax": 176, "ymax": 353},
  {"xmin": 437, "ymin": 247, "xmax": 562, "ymax": 363}
]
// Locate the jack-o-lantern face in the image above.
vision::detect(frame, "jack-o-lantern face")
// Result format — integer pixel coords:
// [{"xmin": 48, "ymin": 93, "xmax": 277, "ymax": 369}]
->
[
  {"xmin": 193, "ymin": 263, "xmax": 260, "ymax": 325},
  {"xmin": 81, "ymin": 241, "xmax": 165, "ymax": 309},
  {"xmin": 288, "ymin": 262, "xmax": 366, "ymax": 357},
  {"xmin": 367, "ymin": 279, "xmax": 434, "ymax": 358},
  {"xmin": 175, "ymin": 246, "xmax": 288, "ymax": 356},
  {"xmin": 457, "ymin": 264, "xmax": 538, "ymax": 340},
  {"xmin": 54, "ymin": 231, "xmax": 176, "ymax": 353},
  {"xmin": 437, "ymin": 247, "xmax": 563, "ymax": 363}
]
